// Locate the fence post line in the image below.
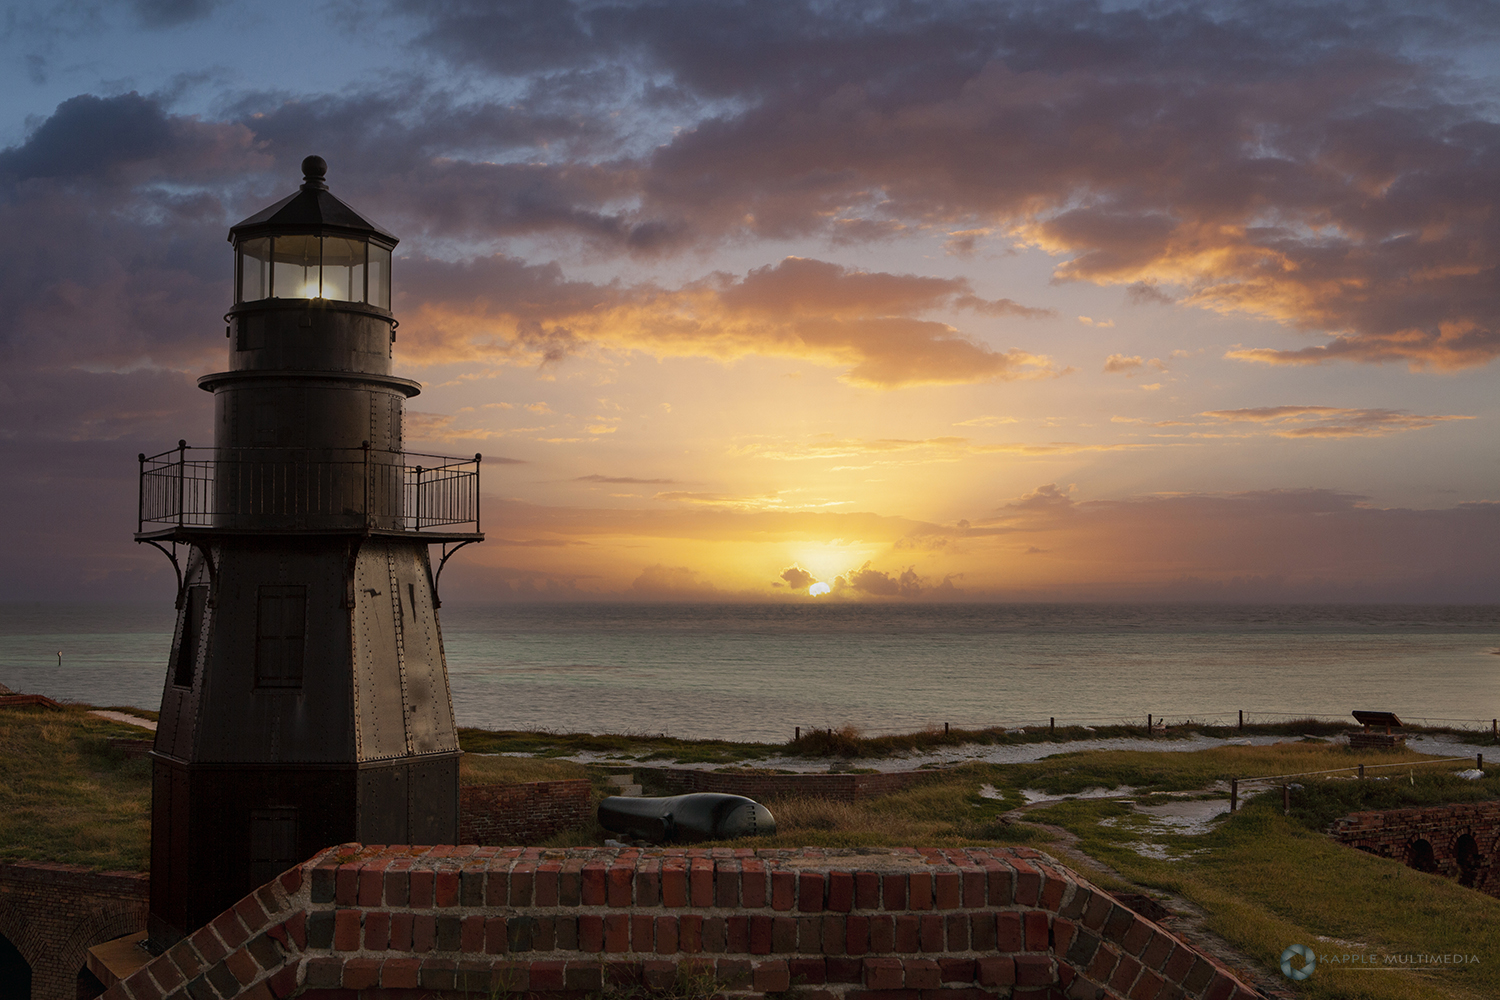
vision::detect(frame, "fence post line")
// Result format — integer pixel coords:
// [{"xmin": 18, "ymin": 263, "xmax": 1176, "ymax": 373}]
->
[
  {"xmin": 1050, "ymin": 717, "xmax": 1055, "ymax": 737},
  {"xmin": 1358, "ymin": 764, "xmax": 1365, "ymax": 779},
  {"xmin": 1282, "ymin": 784, "xmax": 1291, "ymax": 816},
  {"xmin": 175, "ymin": 440, "xmax": 187, "ymax": 528},
  {"xmin": 1229, "ymin": 778, "xmax": 1237, "ymax": 813},
  {"xmin": 1493, "ymin": 718, "xmax": 1497, "ymax": 744},
  {"xmin": 1479, "ymin": 754, "xmax": 1484, "ymax": 772},
  {"xmin": 1239, "ymin": 710, "xmax": 1244, "ymax": 731},
  {"xmin": 795, "ymin": 726, "xmax": 799, "ymax": 741},
  {"xmin": 1147, "ymin": 713, "xmax": 1152, "ymax": 737},
  {"xmin": 415, "ymin": 465, "xmax": 423, "ymax": 530}
]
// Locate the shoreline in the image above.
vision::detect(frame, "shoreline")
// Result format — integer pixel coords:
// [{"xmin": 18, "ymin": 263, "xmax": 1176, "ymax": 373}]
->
[{"xmin": 478, "ymin": 730, "xmax": 1488, "ymax": 772}]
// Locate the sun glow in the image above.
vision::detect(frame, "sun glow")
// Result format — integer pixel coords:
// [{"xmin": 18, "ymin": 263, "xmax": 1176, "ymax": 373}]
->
[{"xmin": 808, "ymin": 581, "xmax": 831, "ymax": 596}]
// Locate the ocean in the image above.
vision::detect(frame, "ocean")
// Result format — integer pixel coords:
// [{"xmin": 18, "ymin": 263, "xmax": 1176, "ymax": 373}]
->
[{"xmin": 1, "ymin": 602, "xmax": 1496, "ymax": 742}]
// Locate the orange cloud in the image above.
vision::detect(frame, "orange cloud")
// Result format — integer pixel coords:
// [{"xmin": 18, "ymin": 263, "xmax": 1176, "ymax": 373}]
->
[
  {"xmin": 1201, "ymin": 405, "xmax": 1473, "ymax": 438},
  {"xmin": 399, "ymin": 255, "xmax": 1058, "ymax": 388},
  {"xmin": 730, "ymin": 435, "xmax": 1161, "ymax": 463},
  {"xmin": 779, "ymin": 565, "xmax": 815, "ymax": 590}
]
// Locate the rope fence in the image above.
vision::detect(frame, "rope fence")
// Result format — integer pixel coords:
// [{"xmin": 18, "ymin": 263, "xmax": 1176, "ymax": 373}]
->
[
  {"xmin": 795, "ymin": 710, "xmax": 1500, "ymax": 741},
  {"xmin": 1228, "ymin": 754, "xmax": 1488, "ymax": 814}
]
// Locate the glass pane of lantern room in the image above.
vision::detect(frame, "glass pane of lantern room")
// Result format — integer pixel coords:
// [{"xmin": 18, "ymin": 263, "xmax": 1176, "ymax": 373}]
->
[
  {"xmin": 238, "ymin": 238, "xmax": 271, "ymax": 302},
  {"xmin": 320, "ymin": 237, "xmax": 363, "ymax": 302},
  {"xmin": 271, "ymin": 234, "xmax": 321, "ymax": 298},
  {"xmin": 368, "ymin": 244, "xmax": 392, "ymax": 310}
]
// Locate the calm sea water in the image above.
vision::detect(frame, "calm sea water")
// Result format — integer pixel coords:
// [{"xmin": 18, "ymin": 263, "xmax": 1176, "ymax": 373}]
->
[{"xmin": 2, "ymin": 603, "xmax": 1496, "ymax": 742}]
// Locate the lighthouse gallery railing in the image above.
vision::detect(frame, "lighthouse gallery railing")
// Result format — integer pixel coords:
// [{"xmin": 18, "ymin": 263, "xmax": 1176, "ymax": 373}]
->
[{"xmin": 138, "ymin": 444, "xmax": 481, "ymax": 533}]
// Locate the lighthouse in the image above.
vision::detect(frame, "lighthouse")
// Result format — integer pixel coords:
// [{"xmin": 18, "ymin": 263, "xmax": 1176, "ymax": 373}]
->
[{"xmin": 135, "ymin": 157, "xmax": 483, "ymax": 945}]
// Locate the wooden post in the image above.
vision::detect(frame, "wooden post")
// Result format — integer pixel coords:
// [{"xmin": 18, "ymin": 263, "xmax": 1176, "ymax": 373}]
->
[
  {"xmin": 1230, "ymin": 778, "xmax": 1237, "ymax": 813},
  {"xmin": 795, "ymin": 726, "xmax": 800, "ymax": 741},
  {"xmin": 1238, "ymin": 710, "xmax": 1244, "ymax": 731},
  {"xmin": 1479, "ymin": 754, "xmax": 1484, "ymax": 772},
  {"xmin": 1358, "ymin": 764, "xmax": 1364, "ymax": 779},
  {"xmin": 945, "ymin": 722, "xmax": 949, "ymax": 736},
  {"xmin": 1282, "ymin": 784, "xmax": 1291, "ymax": 816},
  {"xmin": 1050, "ymin": 717, "xmax": 1055, "ymax": 737},
  {"xmin": 1148, "ymin": 713, "xmax": 1153, "ymax": 736},
  {"xmin": 1492, "ymin": 718, "xmax": 1497, "ymax": 744}
]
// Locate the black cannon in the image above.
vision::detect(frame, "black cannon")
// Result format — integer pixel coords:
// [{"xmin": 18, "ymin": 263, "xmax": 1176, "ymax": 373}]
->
[{"xmin": 598, "ymin": 792, "xmax": 776, "ymax": 843}]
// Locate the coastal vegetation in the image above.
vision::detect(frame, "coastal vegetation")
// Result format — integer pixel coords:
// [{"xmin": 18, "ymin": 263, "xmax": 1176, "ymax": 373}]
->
[
  {"xmin": 0, "ymin": 704, "xmax": 154, "ymax": 871},
  {"xmin": 7, "ymin": 706, "xmax": 1500, "ymax": 997}
]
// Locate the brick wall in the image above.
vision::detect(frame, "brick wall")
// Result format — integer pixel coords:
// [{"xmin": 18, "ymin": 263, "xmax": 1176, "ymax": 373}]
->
[
  {"xmin": 645, "ymin": 769, "xmax": 931, "ymax": 802},
  {"xmin": 0, "ymin": 861, "xmax": 148, "ymax": 1000},
  {"xmin": 1330, "ymin": 800, "xmax": 1500, "ymax": 895},
  {"xmin": 98, "ymin": 844, "xmax": 1261, "ymax": 1000},
  {"xmin": 458, "ymin": 781, "xmax": 593, "ymax": 845}
]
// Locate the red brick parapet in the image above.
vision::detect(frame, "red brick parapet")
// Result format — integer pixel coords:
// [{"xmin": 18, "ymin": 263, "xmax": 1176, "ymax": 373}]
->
[{"xmin": 98, "ymin": 845, "xmax": 1260, "ymax": 1000}]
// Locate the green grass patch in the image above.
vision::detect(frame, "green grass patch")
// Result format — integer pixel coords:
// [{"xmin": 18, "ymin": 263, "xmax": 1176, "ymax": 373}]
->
[
  {"xmin": 457, "ymin": 728, "xmax": 778, "ymax": 765},
  {"xmin": 0, "ymin": 705, "xmax": 153, "ymax": 870},
  {"xmin": 682, "ymin": 775, "xmax": 1049, "ymax": 851},
  {"xmin": 1006, "ymin": 741, "xmax": 1452, "ymax": 796},
  {"xmin": 461, "ymin": 718, "xmax": 1496, "ymax": 764},
  {"xmin": 1278, "ymin": 770, "xmax": 1500, "ymax": 832},
  {"xmin": 1015, "ymin": 746, "xmax": 1500, "ymax": 1000},
  {"xmin": 460, "ymin": 754, "xmax": 591, "ymax": 786}
]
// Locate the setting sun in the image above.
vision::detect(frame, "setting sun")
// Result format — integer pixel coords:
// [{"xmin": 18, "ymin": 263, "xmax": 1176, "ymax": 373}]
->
[{"xmin": 808, "ymin": 582, "xmax": 831, "ymax": 596}]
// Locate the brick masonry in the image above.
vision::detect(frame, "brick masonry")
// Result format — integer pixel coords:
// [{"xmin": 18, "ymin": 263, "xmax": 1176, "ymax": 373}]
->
[
  {"xmin": 459, "ymin": 781, "xmax": 593, "ymax": 846},
  {"xmin": 1330, "ymin": 799, "xmax": 1500, "ymax": 895},
  {"xmin": 644, "ymin": 769, "xmax": 932, "ymax": 802},
  {"xmin": 0, "ymin": 861, "xmax": 149, "ymax": 1000},
  {"xmin": 97, "ymin": 844, "xmax": 1261, "ymax": 1000}
]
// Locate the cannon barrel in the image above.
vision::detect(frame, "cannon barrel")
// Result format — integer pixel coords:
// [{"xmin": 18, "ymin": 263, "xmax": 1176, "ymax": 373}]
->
[{"xmin": 598, "ymin": 792, "xmax": 776, "ymax": 843}]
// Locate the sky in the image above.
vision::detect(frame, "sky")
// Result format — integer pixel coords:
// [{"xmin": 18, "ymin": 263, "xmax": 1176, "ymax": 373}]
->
[{"xmin": 1, "ymin": 0, "xmax": 1498, "ymax": 603}]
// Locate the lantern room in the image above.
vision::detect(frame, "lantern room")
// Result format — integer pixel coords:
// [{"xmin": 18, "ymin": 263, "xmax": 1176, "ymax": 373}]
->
[{"xmin": 229, "ymin": 155, "xmax": 395, "ymax": 309}]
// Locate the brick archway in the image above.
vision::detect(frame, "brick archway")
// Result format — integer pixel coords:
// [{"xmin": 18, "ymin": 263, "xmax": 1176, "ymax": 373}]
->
[{"xmin": 0, "ymin": 862, "xmax": 147, "ymax": 1000}]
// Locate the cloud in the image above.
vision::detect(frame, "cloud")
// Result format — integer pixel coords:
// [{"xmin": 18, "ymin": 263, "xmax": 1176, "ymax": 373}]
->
[
  {"xmin": 1103, "ymin": 354, "xmax": 1143, "ymax": 374},
  {"xmin": 1201, "ymin": 405, "xmax": 1474, "ymax": 438},
  {"xmin": 833, "ymin": 561, "xmax": 957, "ymax": 599},
  {"xmin": 952, "ymin": 415, "xmax": 1018, "ymax": 427},
  {"xmin": 780, "ymin": 565, "xmax": 815, "ymax": 590},
  {"xmin": 388, "ymin": 0, "xmax": 1500, "ymax": 370},
  {"xmin": 401, "ymin": 255, "xmax": 1059, "ymax": 387},
  {"xmin": 630, "ymin": 564, "xmax": 720, "ymax": 596},
  {"xmin": 972, "ymin": 484, "xmax": 1500, "ymax": 602},
  {"xmin": 577, "ymin": 474, "xmax": 678, "ymax": 484},
  {"xmin": 731, "ymin": 435, "xmax": 1156, "ymax": 463},
  {"xmin": 132, "ymin": 0, "xmax": 220, "ymax": 28}
]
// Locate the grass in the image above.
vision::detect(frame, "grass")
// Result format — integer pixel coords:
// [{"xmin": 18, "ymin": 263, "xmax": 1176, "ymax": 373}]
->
[
  {"xmin": 1006, "ymin": 741, "xmax": 1453, "ymax": 797},
  {"xmin": 460, "ymin": 754, "xmax": 592, "ymax": 786},
  {"xmin": 1010, "ymin": 743, "xmax": 1500, "ymax": 1000},
  {"xmin": 459, "ymin": 718, "xmax": 1498, "ymax": 765},
  {"xmin": 723, "ymin": 777, "xmax": 1048, "ymax": 850},
  {"xmin": 457, "ymin": 728, "xmax": 778, "ymax": 765},
  {"xmin": 0, "ymin": 704, "xmax": 154, "ymax": 870},
  {"xmin": 12, "ymin": 709, "xmax": 1500, "ymax": 999}
]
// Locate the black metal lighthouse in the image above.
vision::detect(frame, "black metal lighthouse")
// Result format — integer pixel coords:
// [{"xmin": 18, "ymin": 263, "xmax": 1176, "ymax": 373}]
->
[{"xmin": 135, "ymin": 157, "xmax": 483, "ymax": 945}]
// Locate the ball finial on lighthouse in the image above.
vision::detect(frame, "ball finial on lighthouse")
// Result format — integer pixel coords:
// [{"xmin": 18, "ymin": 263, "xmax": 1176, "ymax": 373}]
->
[{"xmin": 301, "ymin": 155, "xmax": 328, "ymax": 190}]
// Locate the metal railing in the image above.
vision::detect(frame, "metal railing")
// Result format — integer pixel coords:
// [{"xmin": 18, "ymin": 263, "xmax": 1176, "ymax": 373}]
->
[{"xmin": 138, "ymin": 442, "xmax": 481, "ymax": 534}]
